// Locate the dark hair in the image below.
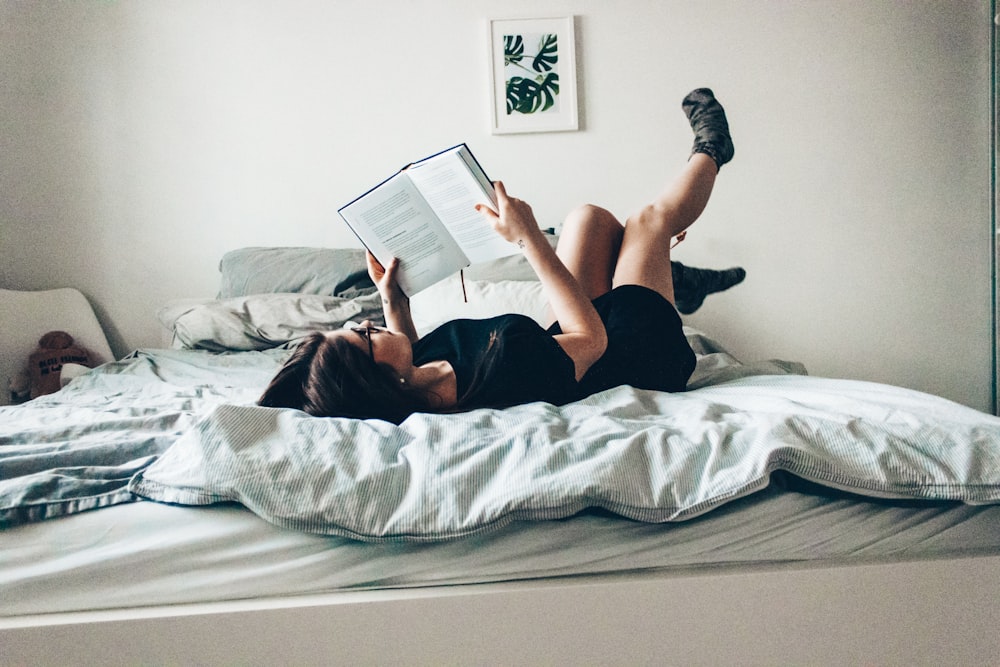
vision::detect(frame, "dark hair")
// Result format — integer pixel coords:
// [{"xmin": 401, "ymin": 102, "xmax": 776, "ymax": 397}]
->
[{"xmin": 258, "ymin": 332, "xmax": 432, "ymax": 424}]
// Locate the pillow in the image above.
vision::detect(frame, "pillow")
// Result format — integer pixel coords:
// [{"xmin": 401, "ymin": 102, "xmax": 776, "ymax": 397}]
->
[
  {"xmin": 165, "ymin": 292, "xmax": 385, "ymax": 352},
  {"xmin": 216, "ymin": 236, "xmax": 556, "ymax": 299},
  {"xmin": 217, "ymin": 247, "xmax": 375, "ymax": 298},
  {"xmin": 410, "ymin": 277, "xmax": 549, "ymax": 337},
  {"xmin": 201, "ymin": 240, "xmax": 556, "ymax": 346}
]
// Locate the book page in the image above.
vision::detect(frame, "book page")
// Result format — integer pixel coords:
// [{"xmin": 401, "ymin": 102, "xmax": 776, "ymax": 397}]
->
[
  {"xmin": 338, "ymin": 174, "xmax": 469, "ymax": 296},
  {"xmin": 406, "ymin": 149, "xmax": 518, "ymax": 265}
]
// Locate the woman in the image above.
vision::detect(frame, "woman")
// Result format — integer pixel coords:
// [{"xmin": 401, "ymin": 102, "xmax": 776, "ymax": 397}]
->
[{"xmin": 259, "ymin": 88, "xmax": 734, "ymax": 423}]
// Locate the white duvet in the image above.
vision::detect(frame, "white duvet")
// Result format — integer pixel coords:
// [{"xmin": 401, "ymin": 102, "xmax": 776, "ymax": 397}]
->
[{"xmin": 131, "ymin": 371, "xmax": 1000, "ymax": 543}]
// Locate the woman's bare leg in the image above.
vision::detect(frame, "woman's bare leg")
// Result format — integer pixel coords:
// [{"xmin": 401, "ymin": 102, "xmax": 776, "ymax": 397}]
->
[
  {"xmin": 612, "ymin": 88, "xmax": 733, "ymax": 304},
  {"xmin": 612, "ymin": 153, "xmax": 718, "ymax": 303},
  {"xmin": 555, "ymin": 204, "xmax": 624, "ymax": 300}
]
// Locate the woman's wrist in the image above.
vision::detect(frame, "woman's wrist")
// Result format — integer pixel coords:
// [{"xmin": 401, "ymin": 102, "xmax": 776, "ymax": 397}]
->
[
  {"xmin": 382, "ymin": 293, "xmax": 410, "ymax": 312},
  {"xmin": 515, "ymin": 226, "xmax": 549, "ymax": 254}
]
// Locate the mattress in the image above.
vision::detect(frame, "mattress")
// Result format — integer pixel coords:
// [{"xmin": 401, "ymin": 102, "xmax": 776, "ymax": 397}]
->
[{"xmin": 4, "ymin": 476, "xmax": 999, "ymax": 618}]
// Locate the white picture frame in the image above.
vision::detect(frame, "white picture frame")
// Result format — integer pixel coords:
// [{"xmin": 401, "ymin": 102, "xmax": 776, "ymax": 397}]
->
[{"xmin": 489, "ymin": 16, "xmax": 579, "ymax": 135}]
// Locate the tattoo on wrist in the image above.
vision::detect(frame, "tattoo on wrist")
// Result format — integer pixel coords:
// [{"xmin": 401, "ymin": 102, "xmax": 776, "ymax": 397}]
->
[{"xmin": 517, "ymin": 239, "xmax": 525, "ymax": 249}]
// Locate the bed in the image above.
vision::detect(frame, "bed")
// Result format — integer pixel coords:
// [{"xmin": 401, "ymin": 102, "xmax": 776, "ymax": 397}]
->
[{"xmin": 3, "ymin": 246, "xmax": 1000, "ymax": 665}]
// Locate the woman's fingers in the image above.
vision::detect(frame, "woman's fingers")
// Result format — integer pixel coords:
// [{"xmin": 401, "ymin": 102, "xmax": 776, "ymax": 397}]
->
[
  {"xmin": 477, "ymin": 180, "xmax": 541, "ymax": 245},
  {"xmin": 365, "ymin": 252, "xmax": 384, "ymax": 283},
  {"xmin": 475, "ymin": 203, "xmax": 499, "ymax": 220},
  {"xmin": 366, "ymin": 251, "xmax": 403, "ymax": 291},
  {"xmin": 383, "ymin": 256, "xmax": 400, "ymax": 283}
]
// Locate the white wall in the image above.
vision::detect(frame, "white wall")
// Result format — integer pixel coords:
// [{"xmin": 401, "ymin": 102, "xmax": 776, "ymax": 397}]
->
[{"xmin": 1, "ymin": 0, "xmax": 993, "ymax": 412}]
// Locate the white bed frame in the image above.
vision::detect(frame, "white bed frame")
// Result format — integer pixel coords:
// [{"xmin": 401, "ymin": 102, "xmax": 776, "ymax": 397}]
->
[{"xmin": 4, "ymin": 554, "xmax": 999, "ymax": 664}]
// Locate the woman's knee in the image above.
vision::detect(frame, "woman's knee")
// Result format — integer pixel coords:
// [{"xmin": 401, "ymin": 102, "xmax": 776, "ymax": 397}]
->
[
  {"xmin": 626, "ymin": 203, "xmax": 675, "ymax": 236},
  {"xmin": 562, "ymin": 204, "xmax": 622, "ymax": 237}
]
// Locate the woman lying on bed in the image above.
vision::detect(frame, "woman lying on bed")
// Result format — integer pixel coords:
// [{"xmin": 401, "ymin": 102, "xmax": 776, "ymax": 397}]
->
[{"xmin": 260, "ymin": 88, "xmax": 735, "ymax": 423}]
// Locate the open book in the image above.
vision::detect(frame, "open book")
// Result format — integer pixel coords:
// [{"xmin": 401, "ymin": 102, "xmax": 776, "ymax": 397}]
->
[{"xmin": 337, "ymin": 144, "xmax": 519, "ymax": 296}]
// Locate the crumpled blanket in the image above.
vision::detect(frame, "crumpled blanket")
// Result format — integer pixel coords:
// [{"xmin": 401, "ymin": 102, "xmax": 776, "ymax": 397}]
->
[{"xmin": 130, "ymin": 373, "xmax": 1000, "ymax": 542}]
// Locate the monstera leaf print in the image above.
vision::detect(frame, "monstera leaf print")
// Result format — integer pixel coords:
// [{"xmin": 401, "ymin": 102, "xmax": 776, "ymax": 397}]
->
[
  {"xmin": 504, "ymin": 35, "xmax": 524, "ymax": 67},
  {"xmin": 506, "ymin": 73, "xmax": 560, "ymax": 115},
  {"xmin": 531, "ymin": 34, "xmax": 558, "ymax": 72},
  {"xmin": 503, "ymin": 33, "xmax": 560, "ymax": 116}
]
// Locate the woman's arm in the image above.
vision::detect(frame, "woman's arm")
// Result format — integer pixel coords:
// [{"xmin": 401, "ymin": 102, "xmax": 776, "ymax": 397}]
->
[
  {"xmin": 476, "ymin": 182, "xmax": 607, "ymax": 381},
  {"xmin": 366, "ymin": 253, "xmax": 420, "ymax": 343}
]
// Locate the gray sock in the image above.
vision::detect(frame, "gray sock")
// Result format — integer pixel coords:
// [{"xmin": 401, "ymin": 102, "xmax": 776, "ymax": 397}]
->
[
  {"xmin": 672, "ymin": 261, "xmax": 746, "ymax": 314},
  {"xmin": 682, "ymin": 88, "xmax": 735, "ymax": 171}
]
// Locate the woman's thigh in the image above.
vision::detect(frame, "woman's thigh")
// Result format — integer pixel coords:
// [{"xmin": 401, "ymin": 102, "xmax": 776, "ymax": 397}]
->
[
  {"xmin": 555, "ymin": 204, "xmax": 623, "ymax": 300},
  {"xmin": 612, "ymin": 205, "xmax": 676, "ymax": 303},
  {"xmin": 612, "ymin": 153, "xmax": 719, "ymax": 304}
]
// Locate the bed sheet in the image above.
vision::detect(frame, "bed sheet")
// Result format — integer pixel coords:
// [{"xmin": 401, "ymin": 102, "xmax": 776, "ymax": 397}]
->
[{"xmin": 4, "ymin": 479, "xmax": 1000, "ymax": 618}]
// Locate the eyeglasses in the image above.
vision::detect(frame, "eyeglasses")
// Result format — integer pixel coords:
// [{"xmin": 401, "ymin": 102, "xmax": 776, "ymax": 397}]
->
[{"xmin": 351, "ymin": 325, "xmax": 377, "ymax": 364}]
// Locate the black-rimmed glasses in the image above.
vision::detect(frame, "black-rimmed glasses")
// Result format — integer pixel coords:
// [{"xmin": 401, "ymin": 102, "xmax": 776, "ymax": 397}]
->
[{"xmin": 351, "ymin": 326, "xmax": 376, "ymax": 364}]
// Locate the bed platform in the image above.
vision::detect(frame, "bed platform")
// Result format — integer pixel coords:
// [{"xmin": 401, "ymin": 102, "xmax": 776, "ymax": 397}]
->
[{"xmin": 4, "ymin": 553, "xmax": 1000, "ymax": 664}]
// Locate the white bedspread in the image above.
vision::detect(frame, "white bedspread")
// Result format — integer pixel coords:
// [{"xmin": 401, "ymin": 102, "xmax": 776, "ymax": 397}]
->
[{"xmin": 131, "ymin": 374, "xmax": 1000, "ymax": 542}]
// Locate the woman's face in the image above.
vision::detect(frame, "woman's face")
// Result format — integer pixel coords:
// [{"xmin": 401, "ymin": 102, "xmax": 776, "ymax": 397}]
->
[{"xmin": 327, "ymin": 321, "xmax": 413, "ymax": 377}]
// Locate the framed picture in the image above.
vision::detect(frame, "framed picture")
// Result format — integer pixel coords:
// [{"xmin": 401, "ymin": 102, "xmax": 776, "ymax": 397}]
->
[{"xmin": 489, "ymin": 16, "xmax": 578, "ymax": 134}]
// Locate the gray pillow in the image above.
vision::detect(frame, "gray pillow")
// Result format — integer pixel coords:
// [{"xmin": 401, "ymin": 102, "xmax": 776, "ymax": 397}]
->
[
  {"xmin": 170, "ymin": 292, "xmax": 385, "ymax": 352},
  {"xmin": 217, "ymin": 235, "xmax": 557, "ymax": 299},
  {"xmin": 217, "ymin": 247, "xmax": 375, "ymax": 299}
]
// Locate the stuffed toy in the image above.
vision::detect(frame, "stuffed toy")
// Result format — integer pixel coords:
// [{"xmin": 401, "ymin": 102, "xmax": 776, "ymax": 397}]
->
[{"xmin": 28, "ymin": 331, "xmax": 92, "ymax": 399}]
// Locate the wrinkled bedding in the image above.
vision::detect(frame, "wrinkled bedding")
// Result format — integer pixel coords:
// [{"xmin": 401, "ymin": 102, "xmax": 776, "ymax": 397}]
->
[
  {"xmin": 3, "ymin": 330, "xmax": 999, "ymax": 543},
  {"xmin": 0, "ymin": 348, "xmax": 283, "ymax": 525},
  {"xmin": 130, "ymin": 375, "xmax": 1000, "ymax": 542}
]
